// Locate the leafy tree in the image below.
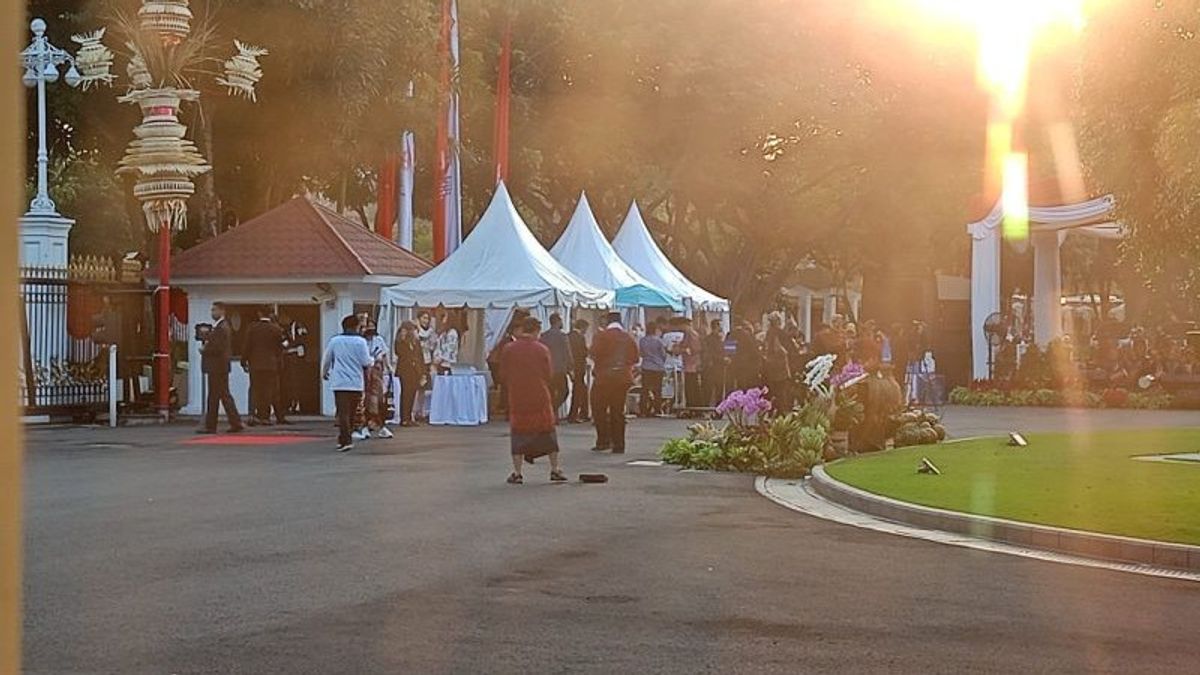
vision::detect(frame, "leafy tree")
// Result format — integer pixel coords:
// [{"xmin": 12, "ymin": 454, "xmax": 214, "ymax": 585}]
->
[{"xmin": 1077, "ymin": 0, "xmax": 1200, "ymax": 321}]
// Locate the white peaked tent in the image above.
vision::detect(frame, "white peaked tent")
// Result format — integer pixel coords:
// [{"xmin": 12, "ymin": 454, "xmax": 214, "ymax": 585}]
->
[
  {"xmin": 612, "ymin": 201, "xmax": 730, "ymax": 314},
  {"xmin": 381, "ymin": 182, "xmax": 613, "ymax": 357},
  {"xmin": 550, "ymin": 192, "xmax": 663, "ymax": 294}
]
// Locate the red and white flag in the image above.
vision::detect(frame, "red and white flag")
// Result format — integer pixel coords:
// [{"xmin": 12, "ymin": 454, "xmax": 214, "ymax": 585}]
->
[
  {"xmin": 398, "ymin": 128, "xmax": 415, "ymax": 250},
  {"xmin": 433, "ymin": 0, "xmax": 463, "ymax": 262}
]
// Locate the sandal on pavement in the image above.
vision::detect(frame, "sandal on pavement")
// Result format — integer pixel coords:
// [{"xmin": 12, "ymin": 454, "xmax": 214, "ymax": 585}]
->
[
  {"xmin": 550, "ymin": 470, "xmax": 568, "ymax": 482},
  {"xmin": 506, "ymin": 473, "xmax": 524, "ymax": 485}
]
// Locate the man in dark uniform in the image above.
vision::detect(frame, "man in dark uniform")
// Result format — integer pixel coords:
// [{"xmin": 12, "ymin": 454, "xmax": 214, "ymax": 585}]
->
[
  {"xmin": 538, "ymin": 313, "xmax": 573, "ymax": 417},
  {"xmin": 567, "ymin": 319, "xmax": 590, "ymax": 423},
  {"xmin": 199, "ymin": 302, "xmax": 243, "ymax": 434},
  {"xmin": 242, "ymin": 305, "xmax": 286, "ymax": 425},
  {"xmin": 589, "ymin": 312, "xmax": 639, "ymax": 454}
]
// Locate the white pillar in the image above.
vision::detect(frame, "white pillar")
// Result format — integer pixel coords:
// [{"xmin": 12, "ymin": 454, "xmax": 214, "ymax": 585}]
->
[
  {"xmin": 822, "ymin": 293, "xmax": 837, "ymax": 324},
  {"xmin": 969, "ymin": 221, "xmax": 1001, "ymax": 380},
  {"xmin": 19, "ymin": 213, "xmax": 73, "ymax": 269},
  {"xmin": 802, "ymin": 292, "xmax": 813, "ymax": 342},
  {"xmin": 182, "ymin": 292, "xmax": 208, "ymax": 415},
  {"xmin": 1031, "ymin": 230, "xmax": 1063, "ymax": 348}
]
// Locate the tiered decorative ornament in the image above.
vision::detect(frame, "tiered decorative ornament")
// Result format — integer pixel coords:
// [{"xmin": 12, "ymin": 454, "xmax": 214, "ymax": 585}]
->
[
  {"xmin": 125, "ymin": 43, "xmax": 153, "ymax": 89},
  {"xmin": 138, "ymin": 0, "xmax": 193, "ymax": 44},
  {"xmin": 70, "ymin": 28, "xmax": 115, "ymax": 89},
  {"xmin": 217, "ymin": 41, "xmax": 269, "ymax": 101},
  {"xmin": 116, "ymin": 88, "xmax": 211, "ymax": 233}
]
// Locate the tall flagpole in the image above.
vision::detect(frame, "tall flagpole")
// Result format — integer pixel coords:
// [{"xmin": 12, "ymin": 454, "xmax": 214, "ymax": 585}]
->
[{"xmin": 493, "ymin": 16, "xmax": 512, "ymax": 185}]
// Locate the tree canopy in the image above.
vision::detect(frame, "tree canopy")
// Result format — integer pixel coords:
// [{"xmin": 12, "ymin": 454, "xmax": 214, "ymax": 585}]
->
[{"xmin": 25, "ymin": 0, "xmax": 1193, "ymax": 323}]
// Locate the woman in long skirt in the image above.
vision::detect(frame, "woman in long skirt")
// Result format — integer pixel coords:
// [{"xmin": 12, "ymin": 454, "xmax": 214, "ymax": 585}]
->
[{"xmin": 499, "ymin": 315, "xmax": 567, "ymax": 484}]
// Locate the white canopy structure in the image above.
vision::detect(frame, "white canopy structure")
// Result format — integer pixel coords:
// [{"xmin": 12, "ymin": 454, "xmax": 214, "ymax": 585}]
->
[
  {"xmin": 967, "ymin": 194, "xmax": 1119, "ymax": 380},
  {"xmin": 381, "ymin": 182, "xmax": 612, "ymax": 361},
  {"xmin": 381, "ymin": 182, "xmax": 613, "ymax": 310},
  {"xmin": 612, "ymin": 202, "xmax": 730, "ymax": 314},
  {"xmin": 550, "ymin": 192, "xmax": 663, "ymax": 295}
]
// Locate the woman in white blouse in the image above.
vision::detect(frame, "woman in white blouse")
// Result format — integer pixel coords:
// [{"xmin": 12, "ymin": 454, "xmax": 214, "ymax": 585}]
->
[{"xmin": 432, "ymin": 310, "xmax": 460, "ymax": 375}]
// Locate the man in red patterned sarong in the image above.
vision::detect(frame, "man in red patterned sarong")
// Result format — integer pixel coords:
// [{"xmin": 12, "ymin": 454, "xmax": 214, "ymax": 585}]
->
[{"xmin": 499, "ymin": 316, "xmax": 568, "ymax": 485}]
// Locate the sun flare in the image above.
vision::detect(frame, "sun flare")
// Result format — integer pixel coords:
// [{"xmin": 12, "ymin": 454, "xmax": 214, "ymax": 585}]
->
[{"xmin": 894, "ymin": 0, "xmax": 1086, "ymax": 240}]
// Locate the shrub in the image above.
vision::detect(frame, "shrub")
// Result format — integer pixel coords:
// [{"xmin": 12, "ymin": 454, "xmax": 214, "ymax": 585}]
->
[{"xmin": 660, "ymin": 411, "xmax": 827, "ymax": 477}]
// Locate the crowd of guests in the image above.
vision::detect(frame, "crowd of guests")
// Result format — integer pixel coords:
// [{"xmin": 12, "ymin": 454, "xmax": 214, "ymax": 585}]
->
[
  {"xmin": 627, "ymin": 312, "xmax": 928, "ymax": 413},
  {"xmin": 197, "ymin": 299, "xmax": 934, "ymax": 476},
  {"xmin": 1084, "ymin": 325, "xmax": 1199, "ymax": 385}
]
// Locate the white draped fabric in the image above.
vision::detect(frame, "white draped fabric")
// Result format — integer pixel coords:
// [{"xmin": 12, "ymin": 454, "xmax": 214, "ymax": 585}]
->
[
  {"xmin": 429, "ymin": 374, "xmax": 489, "ymax": 425},
  {"xmin": 967, "ymin": 195, "xmax": 1118, "ymax": 380}
]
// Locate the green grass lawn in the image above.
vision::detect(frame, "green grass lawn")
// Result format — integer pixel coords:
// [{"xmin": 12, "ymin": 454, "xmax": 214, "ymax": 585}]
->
[{"xmin": 825, "ymin": 429, "xmax": 1200, "ymax": 545}]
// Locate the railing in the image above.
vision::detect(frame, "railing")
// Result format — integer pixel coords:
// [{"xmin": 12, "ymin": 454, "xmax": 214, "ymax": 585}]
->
[{"xmin": 20, "ymin": 265, "xmax": 110, "ymax": 415}]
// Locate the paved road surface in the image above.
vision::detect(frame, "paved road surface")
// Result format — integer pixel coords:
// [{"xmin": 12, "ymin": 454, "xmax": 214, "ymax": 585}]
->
[{"xmin": 22, "ymin": 408, "xmax": 1200, "ymax": 673}]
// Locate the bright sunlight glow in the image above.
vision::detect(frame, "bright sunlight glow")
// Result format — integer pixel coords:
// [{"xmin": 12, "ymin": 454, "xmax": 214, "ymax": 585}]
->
[{"xmin": 900, "ymin": 0, "xmax": 1086, "ymax": 241}]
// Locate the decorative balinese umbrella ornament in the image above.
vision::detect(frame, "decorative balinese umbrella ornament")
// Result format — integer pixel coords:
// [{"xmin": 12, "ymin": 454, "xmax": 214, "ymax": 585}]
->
[
  {"xmin": 138, "ymin": 0, "xmax": 193, "ymax": 44},
  {"xmin": 115, "ymin": 87, "xmax": 211, "ymax": 233},
  {"xmin": 125, "ymin": 44, "xmax": 152, "ymax": 89},
  {"xmin": 58, "ymin": 0, "xmax": 266, "ymax": 417},
  {"xmin": 217, "ymin": 41, "xmax": 268, "ymax": 101},
  {"xmin": 70, "ymin": 28, "xmax": 115, "ymax": 89}
]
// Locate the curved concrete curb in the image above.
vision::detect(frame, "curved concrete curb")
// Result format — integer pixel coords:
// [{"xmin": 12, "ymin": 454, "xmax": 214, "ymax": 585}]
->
[{"xmin": 809, "ymin": 465, "xmax": 1200, "ymax": 573}]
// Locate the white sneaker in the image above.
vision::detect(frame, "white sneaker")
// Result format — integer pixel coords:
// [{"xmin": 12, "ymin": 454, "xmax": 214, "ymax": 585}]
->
[
  {"xmin": 377, "ymin": 427, "xmax": 394, "ymax": 439},
  {"xmin": 351, "ymin": 429, "xmax": 369, "ymax": 441}
]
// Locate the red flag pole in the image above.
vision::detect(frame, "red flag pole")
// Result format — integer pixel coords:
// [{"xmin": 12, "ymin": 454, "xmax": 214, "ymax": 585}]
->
[
  {"xmin": 432, "ymin": 0, "xmax": 453, "ymax": 262},
  {"xmin": 493, "ymin": 17, "xmax": 512, "ymax": 185},
  {"xmin": 374, "ymin": 154, "xmax": 397, "ymax": 240}
]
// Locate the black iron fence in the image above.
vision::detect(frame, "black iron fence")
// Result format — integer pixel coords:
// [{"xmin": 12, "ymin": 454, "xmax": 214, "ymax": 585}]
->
[{"xmin": 20, "ymin": 266, "xmax": 109, "ymax": 414}]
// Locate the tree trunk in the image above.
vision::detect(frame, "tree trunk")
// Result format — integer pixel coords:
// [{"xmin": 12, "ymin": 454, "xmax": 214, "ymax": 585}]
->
[{"xmin": 196, "ymin": 98, "xmax": 220, "ymax": 240}]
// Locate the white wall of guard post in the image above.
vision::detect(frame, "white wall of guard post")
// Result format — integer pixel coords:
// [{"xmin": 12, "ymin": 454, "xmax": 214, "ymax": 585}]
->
[{"xmin": 109, "ymin": 345, "xmax": 118, "ymax": 428}]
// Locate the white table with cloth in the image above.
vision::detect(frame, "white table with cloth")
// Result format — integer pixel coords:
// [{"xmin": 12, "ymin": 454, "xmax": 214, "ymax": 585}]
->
[{"xmin": 429, "ymin": 373, "xmax": 489, "ymax": 426}]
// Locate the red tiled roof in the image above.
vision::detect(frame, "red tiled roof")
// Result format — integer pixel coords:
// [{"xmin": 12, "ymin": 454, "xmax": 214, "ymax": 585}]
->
[{"xmin": 165, "ymin": 197, "xmax": 432, "ymax": 280}]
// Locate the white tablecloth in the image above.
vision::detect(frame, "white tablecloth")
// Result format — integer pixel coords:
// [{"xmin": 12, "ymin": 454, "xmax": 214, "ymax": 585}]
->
[{"xmin": 429, "ymin": 374, "xmax": 489, "ymax": 426}]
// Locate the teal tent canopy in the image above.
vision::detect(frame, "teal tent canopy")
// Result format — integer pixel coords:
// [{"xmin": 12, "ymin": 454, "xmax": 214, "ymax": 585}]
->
[{"xmin": 615, "ymin": 284, "xmax": 684, "ymax": 311}]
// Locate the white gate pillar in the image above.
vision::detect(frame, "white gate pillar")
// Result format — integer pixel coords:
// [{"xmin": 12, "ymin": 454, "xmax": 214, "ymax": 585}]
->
[
  {"xmin": 969, "ymin": 220, "xmax": 1001, "ymax": 381},
  {"xmin": 1031, "ymin": 230, "xmax": 1063, "ymax": 348}
]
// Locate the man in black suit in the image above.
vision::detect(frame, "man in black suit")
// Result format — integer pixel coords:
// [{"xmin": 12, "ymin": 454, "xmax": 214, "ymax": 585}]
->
[
  {"xmin": 241, "ymin": 305, "xmax": 286, "ymax": 425},
  {"xmin": 200, "ymin": 302, "xmax": 243, "ymax": 434},
  {"xmin": 567, "ymin": 319, "xmax": 590, "ymax": 423}
]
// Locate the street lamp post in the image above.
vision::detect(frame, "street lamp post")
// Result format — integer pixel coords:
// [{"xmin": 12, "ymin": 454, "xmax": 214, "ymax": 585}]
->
[{"xmin": 20, "ymin": 18, "xmax": 82, "ymax": 217}]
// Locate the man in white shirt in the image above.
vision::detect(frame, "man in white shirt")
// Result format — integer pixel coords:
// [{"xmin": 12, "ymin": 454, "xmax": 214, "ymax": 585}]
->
[{"xmin": 322, "ymin": 314, "xmax": 375, "ymax": 451}]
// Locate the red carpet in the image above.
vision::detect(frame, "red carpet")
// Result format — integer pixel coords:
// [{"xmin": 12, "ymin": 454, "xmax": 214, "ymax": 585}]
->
[{"xmin": 182, "ymin": 435, "xmax": 321, "ymax": 446}]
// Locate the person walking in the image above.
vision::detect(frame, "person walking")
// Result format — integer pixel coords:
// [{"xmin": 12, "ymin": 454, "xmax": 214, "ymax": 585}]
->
[
  {"xmin": 241, "ymin": 305, "xmax": 285, "ymax": 426},
  {"xmin": 356, "ymin": 319, "xmax": 393, "ymax": 440},
  {"xmin": 198, "ymin": 302, "xmax": 243, "ymax": 434},
  {"xmin": 393, "ymin": 320, "xmax": 425, "ymax": 427},
  {"xmin": 638, "ymin": 322, "xmax": 667, "ymax": 417},
  {"xmin": 590, "ymin": 312, "xmax": 639, "ymax": 454},
  {"xmin": 322, "ymin": 314, "xmax": 375, "ymax": 452},
  {"xmin": 501, "ymin": 316, "xmax": 568, "ymax": 484},
  {"xmin": 539, "ymin": 313, "xmax": 573, "ymax": 418},
  {"xmin": 567, "ymin": 319, "xmax": 591, "ymax": 423}
]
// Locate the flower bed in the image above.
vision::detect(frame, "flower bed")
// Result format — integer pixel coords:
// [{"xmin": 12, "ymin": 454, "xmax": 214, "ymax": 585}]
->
[
  {"xmin": 948, "ymin": 385, "xmax": 1177, "ymax": 410},
  {"xmin": 660, "ymin": 356, "xmax": 944, "ymax": 477}
]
